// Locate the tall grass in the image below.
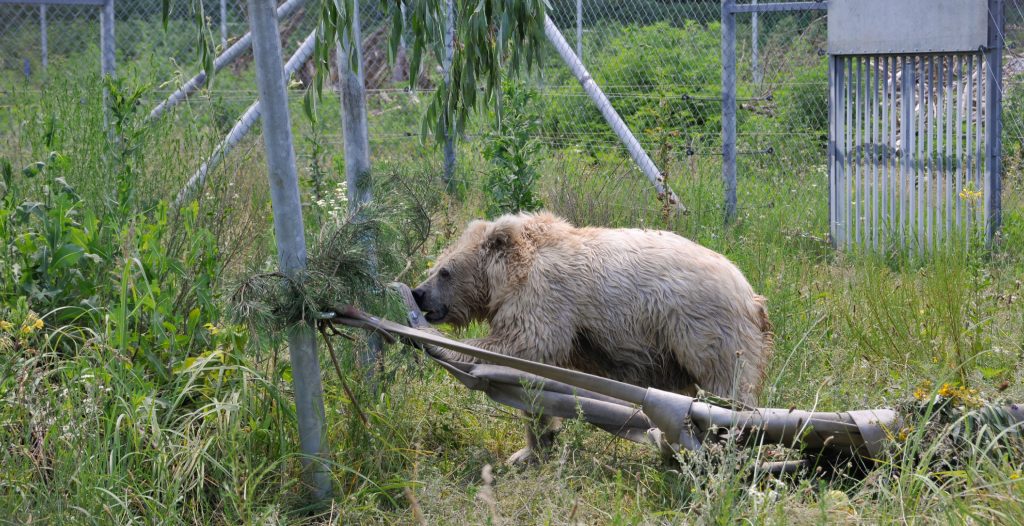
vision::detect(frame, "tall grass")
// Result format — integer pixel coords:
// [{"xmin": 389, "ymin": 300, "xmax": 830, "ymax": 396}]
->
[{"xmin": 1, "ymin": 48, "xmax": 1023, "ymax": 526}]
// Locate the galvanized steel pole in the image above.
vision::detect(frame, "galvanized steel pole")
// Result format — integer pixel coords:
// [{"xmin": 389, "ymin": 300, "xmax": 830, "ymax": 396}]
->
[
  {"xmin": 246, "ymin": 0, "xmax": 331, "ymax": 501},
  {"xmin": 576, "ymin": 0, "xmax": 583, "ymax": 60},
  {"xmin": 751, "ymin": 0, "xmax": 760, "ymax": 85},
  {"xmin": 985, "ymin": 0, "xmax": 1003, "ymax": 242},
  {"xmin": 100, "ymin": 0, "xmax": 115, "ymax": 76},
  {"xmin": 442, "ymin": 0, "xmax": 456, "ymax": 186},
  {"xmin": 220, "ymin": 0, "xmax": 228, "ymax": 48},
  {"xmin": 173, "ymin": 31, "xmax": 317, "ymax": 208},
  {"xmin": 337, "ymin": 0, "xmax": 383, "ymax": 373},
  {"xmin": 39, "ymin": 5, "xmax": 47, "ymax": 70},
  {"xmin": 721, "ymin": 0, "xmax": 738, "ymax": 222}
]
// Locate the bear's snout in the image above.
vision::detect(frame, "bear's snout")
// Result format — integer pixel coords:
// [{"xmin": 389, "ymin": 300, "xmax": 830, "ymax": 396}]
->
[
  {"xmin": 412, "ymin": 286, "xmax": 449, "ymax": 323},
  {"xmin": 411, "ymin": 287, "xmax": 426, "ymax": 308}
]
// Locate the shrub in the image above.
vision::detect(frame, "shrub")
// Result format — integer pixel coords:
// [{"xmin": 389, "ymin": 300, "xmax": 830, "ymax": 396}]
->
[{"xmin": 482, "ymin": 82, "xmax": 544, "ymax": 218}]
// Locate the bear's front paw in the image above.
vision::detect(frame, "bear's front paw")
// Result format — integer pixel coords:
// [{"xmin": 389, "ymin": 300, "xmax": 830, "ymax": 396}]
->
[{"xmin": 505, "ymin": 447, "xmax": 542, "ymax": 466}]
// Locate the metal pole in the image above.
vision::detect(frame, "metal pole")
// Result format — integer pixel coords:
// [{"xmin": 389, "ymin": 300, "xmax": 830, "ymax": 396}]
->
[
  {"xmin": 40, "ymin": 5, "xmax": 47, "ymax": 70},
  {"xmin": 100, "ymin": 0, "xmax": 115, "ymax": 77},
  {"xmin": 543, "ymin": 15, "xmax": 685, "ymax": 211},
  {"xmin": 221, "ymin": 0, "xmax": 228, "ymax": 48},
  {"xmin": 576, "ymin": 0, "xmax": 583, "ymax": 60},
  {"xmin": 442, "ymin": 0, "xmax": 456, "ymax": 186},
  {"xmin": 752, "ymin": 0, "xmax": 760, "ymax": 85},
  {"xmin": 721, "ymin": 0, "xmax": 738, "ymax": 222},
  {"xmin": 148, "ymin": 0, "xmax": 310, "ymax": 121},
  {"xmin": 337, "ymin": 0, "xmax": 383, "ymax": 373},
  {"xmin": 246, "ymin": 0, "xmax": 331, "ymax": 500},
  {"xmin": 828, "ymin": 55, "xmax": 836, "ymax": 244},
  {"xmin": 985, "ymin": 0, "xmax": 1003, "ymax": 242}
]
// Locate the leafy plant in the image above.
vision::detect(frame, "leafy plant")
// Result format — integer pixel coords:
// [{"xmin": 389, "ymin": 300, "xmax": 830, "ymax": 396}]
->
[
  {"xmin": 306, "ymin": 0, "xmax": 549, "ymax": 146},
  {"xmin": 482, "ymin": 82, "xmax": 544, "ymax": 218}
]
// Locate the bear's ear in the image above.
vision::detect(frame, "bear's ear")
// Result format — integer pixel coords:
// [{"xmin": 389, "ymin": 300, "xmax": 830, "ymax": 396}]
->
[{"xmin": 483, "ymin": 221, "xmax": 522, "ymax": 254}]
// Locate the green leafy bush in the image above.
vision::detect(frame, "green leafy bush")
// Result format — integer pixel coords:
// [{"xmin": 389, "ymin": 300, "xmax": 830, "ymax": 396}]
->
[{"xmin": 482, "ymin": 82, "xmax": 544, "ymax": 218}]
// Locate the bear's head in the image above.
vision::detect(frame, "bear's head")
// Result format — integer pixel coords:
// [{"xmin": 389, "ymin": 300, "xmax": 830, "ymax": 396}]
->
[{"xmin": 412, "ymin": 213, "xmax": 555, "ymax": 327}]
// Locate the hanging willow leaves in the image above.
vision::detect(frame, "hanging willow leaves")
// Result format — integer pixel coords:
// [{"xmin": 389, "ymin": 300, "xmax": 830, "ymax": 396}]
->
[
  {"xmin": 306, "ymin": 0, "xmax": 548, "ymax": 143},
  {"xmin": 160, "ymin": 0, "xmax": 217, "ymax": 87}
]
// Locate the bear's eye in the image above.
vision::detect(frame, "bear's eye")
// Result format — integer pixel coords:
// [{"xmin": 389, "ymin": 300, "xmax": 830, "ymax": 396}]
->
[{"xmin": 438, "ymin": 268, "xmax": 451, "ymax": 279}]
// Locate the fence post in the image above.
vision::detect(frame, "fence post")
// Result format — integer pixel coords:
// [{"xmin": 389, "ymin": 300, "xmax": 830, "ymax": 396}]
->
[
  {"xmin": 442, "ymin": 0, "xmax": 456, "ymax": 186},
  {"xmin": 100, "ymin": 0, "xmax": 115, "ymax": 77},
  {"xmin": 246, "ymin": 0, "xmax": 331, "ymax": 501},
  {"xmin": 575, "ymin": 0, "xmax": 582, "ymax": 60},
  {"xmin": 985, "ymin": 0, "xmax": 1003, "ymax": 242},
  {"xmin": 721, "ymin": 0, "xmax": 738, "ymax": 223},
  {"xmin": 40, "ymin": 5, "xmax": 47, "ymax": 70},
  {"xmin": 751, "ymin": 0, "xmax": 760, "ymax": 85},
  {"xmin": 336, "ymin": 0, "xmax": 383, "ymax": 374},
  {"xmin": 220, "ymin": 0, "xmax": 228, "ymax": 48}
]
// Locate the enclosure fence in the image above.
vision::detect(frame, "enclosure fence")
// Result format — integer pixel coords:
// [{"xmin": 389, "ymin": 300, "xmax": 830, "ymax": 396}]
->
[{"xmin": 2, "ymin": 1, "xmax": 1024, "ymax": 242}]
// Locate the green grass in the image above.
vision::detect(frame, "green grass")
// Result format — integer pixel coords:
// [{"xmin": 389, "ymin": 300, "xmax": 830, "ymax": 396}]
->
[{"xmin": 2, "ymin": 45, "xmax": 1024, "ymax": 525}]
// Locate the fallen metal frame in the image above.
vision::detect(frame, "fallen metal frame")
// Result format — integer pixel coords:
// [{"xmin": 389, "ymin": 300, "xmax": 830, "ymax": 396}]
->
[
  {"xmin": 322, "ymin": 285, "xmax": 1024, "ymax": 476},
  {"xmin": 324, "ymin": 286, "xmax": 913, "ymax": 473}
]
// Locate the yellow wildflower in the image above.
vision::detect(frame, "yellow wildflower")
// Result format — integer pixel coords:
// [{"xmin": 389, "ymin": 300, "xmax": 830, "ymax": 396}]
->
[
  {"xmin": 32, "ymin": 318, "xmax": 43, "ymax": 330},
  {"xmin": 203, "ymin": 322, "xmax": 221, "ymax": 336},
  {"xmin": 1011, "ymin": 472, "xmax": 1021, "ymax": 481},
  {"xmin": 0, "ymin": 320, "xmax": 11, "ymax": 331},
  {"xmin": 959, "ymin": 185, "xmax": 983, "ymax": 205},
  {"xmin": 898, "ymin": 427, "xmax": 913, "ymax": 441},
  {"xmin": 913, "ymin": 380, "xmax": 933, "ymax": 400}
]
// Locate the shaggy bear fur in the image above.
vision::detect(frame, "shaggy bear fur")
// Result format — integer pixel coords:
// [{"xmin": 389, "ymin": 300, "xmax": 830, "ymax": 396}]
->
[{"xmin": 413, "ymin": 212, "xmax": 773, "ymax": 461}]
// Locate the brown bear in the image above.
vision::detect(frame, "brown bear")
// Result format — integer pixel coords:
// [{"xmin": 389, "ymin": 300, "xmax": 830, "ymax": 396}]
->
[{"xmin": 412, "ymin": 212, "xmax": 772, "ymax": 463}]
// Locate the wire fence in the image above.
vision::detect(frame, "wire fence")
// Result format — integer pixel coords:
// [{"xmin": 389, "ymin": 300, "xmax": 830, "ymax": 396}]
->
[{"xmin": 2, "ymin": 1, "xmax": 1023, "ymax": 226}]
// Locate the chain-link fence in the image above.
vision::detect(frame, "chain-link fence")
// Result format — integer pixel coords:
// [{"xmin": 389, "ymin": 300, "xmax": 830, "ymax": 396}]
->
[{"xmin": 2, "ymin": 1, "xmax": 1023, "ymax": 229}]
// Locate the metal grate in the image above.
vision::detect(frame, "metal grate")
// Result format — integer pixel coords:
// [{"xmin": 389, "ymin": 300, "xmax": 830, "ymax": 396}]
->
[{"xmin": 830, "ymin": 53, "xmax": 997, "ymax": 251}]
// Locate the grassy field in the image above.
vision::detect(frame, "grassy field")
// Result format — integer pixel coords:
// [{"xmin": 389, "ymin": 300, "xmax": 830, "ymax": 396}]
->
[{"xmin": 2, "ymin": 48, "xmax": 1024, "ymax": 525}]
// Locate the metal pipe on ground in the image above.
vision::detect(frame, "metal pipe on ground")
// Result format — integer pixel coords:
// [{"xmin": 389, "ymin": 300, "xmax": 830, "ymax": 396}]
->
[{"xmin": 330, "ymin": 286, "xmax": 905, "ymax": 459}]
